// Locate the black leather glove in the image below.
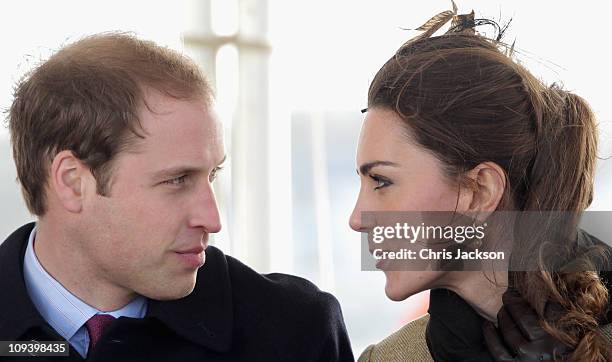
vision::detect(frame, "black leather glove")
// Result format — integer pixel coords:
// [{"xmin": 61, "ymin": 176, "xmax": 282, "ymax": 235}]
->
[{"xmin": 482, "ymin": 289, "xmax": 573, "ymax": 361}]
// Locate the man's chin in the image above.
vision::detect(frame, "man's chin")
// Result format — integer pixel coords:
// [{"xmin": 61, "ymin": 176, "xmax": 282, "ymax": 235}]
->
[{"xmin": 138, "ymin": 279, "xmax": 197, "ymax": 301}]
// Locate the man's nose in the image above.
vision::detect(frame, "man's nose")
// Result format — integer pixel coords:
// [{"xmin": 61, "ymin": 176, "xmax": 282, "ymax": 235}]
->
[{"xmin": 189, "ymin": 183, "xmax": 222, "ymax": 233}]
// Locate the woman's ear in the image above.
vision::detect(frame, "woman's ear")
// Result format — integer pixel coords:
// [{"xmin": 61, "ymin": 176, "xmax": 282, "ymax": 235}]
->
[
  {"xmin": 50, "ymin": 150, "xmax": 89, "ymax": 213},
  {"xmin": 462, "ymin": 161, "xmax": 506, "ymax": 219}
]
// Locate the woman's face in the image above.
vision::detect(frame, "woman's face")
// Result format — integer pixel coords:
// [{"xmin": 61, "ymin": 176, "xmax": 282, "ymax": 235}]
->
[{"xmin": 349, "ymin": 107, "xmax": 464, "ymax": 301}]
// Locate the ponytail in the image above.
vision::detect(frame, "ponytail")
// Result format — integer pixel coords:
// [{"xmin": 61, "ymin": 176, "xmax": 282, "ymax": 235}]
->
[
  {"xmin": 514, "ymin": 85, "xmax": 611, "ymax": 361},
  {"xmin": 524, "ymin": 85, "xmax": 597, "ymax": 212}
]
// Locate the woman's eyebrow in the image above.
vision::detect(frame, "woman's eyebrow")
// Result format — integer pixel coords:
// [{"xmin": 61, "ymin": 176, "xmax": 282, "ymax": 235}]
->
[
  {"xmin": 357, "ymin": 161, "xmax": 400, "ymax": 175},
  {"xmin": 216, "ymin": 154, "xmax": 227, "ymax": 167}
]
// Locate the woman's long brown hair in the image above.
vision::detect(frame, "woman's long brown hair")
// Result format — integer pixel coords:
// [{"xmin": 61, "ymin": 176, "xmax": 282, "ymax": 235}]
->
[{"xmin": 368, "ymin": 33, "xmax": 611, "ymax": 360}]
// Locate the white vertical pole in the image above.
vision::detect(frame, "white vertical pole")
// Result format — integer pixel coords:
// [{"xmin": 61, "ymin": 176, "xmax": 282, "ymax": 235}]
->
[
  {"xmin": 311, "ymin": 112, "xmax": 336, "ymax": 292},
  {"xmin": 231, "ymin": 0, "xmax": 271, "ymax": 271}
]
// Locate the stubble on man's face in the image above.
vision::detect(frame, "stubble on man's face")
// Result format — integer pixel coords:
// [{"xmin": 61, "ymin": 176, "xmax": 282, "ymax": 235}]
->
[{"xmin": 81, "ymin": 92, "xmax": 225, "ymax": 301}]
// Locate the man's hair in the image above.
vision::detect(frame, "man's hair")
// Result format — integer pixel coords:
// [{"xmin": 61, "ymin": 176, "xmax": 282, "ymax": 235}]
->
[{"xmin": 8, "ymin": 32, "xmax": 212, "ymax": 216}]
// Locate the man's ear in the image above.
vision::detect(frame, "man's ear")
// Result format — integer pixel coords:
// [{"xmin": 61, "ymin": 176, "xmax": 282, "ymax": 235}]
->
[
  {"xmin": 50, "ymin": 150, "xmax": 90, "ymax": 213},
  {"xmin": 461, "ymin": 161, "xmax": 507, "ymax": 220}
]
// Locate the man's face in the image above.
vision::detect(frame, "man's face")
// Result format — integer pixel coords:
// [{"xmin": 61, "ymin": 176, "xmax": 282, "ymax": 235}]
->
[{"xmin": 80, "ymin": 91, "xmax": 225, "ymax": 301}]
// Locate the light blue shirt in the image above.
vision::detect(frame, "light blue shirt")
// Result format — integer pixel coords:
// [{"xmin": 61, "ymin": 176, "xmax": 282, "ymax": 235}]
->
[{"xmin": 23, "ymin": 226, "xmax": 148, "ymax": 358}]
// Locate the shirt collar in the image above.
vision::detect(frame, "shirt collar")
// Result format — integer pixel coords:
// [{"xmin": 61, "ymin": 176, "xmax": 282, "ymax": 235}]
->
[{"xmin": 22, "ymin": 225, "xmax": 148, "ymax": 341}]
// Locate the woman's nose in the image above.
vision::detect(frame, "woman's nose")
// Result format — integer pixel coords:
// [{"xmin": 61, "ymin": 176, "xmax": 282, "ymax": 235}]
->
[{"xmin": 349, "ymin": 205, "xmax": 363, "ymax": 232}]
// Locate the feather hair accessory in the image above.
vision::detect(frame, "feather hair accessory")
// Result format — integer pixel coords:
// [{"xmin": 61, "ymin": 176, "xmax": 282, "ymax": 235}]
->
[
  {"xmin": 360, "ymin": 1, "xmax": 515, "ymax": 114},
  {"xmin": 407, "ymin": 1, "xmax": 514, "ymax": 55}
]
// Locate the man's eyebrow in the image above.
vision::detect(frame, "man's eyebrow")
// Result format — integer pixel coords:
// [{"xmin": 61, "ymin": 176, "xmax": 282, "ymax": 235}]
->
[
  {"xmin": 357, "ymin": 161, "xmax": 400, "ymax": 175},
  {"xmin": 151, "ymin": 166, "xmax": 202, "ymax": 180}
]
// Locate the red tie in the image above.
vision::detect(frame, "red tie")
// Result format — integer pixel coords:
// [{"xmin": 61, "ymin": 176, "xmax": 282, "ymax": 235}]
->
[{"xmin": 85, "ymin": 314, "xmax": 116, "ymax": 352}]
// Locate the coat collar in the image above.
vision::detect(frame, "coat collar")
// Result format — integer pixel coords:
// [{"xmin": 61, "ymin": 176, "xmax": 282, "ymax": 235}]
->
[
  {"xmin": 0, "ymin": 223, "xmax": 48, "ymax": 341},
  {"xmin": 0, "ymin": 223, "xmax": 234, "ymax": 352}
]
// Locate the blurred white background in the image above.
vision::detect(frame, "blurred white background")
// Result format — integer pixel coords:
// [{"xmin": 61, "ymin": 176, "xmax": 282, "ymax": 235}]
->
[{"xmin": 1, "ymin": 0, "xmax": 611, "ymax": 354}]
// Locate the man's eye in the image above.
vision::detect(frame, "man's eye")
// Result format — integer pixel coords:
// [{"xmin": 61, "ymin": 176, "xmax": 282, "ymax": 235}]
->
[
  {"xmin": 369, "ymin": 174, "xmax": 392, "ymax": 191},
  {"xmin": 164, "ymin": 175, "xmax": 187, "ymax": 186}
]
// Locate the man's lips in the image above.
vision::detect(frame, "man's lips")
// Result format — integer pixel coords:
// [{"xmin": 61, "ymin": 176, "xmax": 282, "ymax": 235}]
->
[
  {"xmin": 175, "ymin": 245, "xmax": 205, "ymax": 254},
  {"xmin": 174, "ymin": 245, "xmax": 206, "ymax": 268}
]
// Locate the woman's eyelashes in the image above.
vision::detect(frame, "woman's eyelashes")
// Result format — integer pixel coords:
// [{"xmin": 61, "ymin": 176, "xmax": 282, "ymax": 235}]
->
[
  {"xmin": 209, "ymin": 166, "xmax": 223, "ymax": 182},
  {"xmin": 369, "ymin": 174, "xmax": 393, "ymax": 190}
]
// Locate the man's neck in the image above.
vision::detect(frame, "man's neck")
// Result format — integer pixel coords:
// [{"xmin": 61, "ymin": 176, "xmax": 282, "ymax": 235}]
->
[{"xmin": 34, "ymin": 220, "xmax": 138, "ymax": 312}]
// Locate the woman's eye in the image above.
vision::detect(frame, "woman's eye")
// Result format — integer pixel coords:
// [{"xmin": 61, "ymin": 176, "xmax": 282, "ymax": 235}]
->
[
  {"xmin": 164, "ymin": 175, "xmax": 187, "ymax": 186},
  {"xmin": 209, "ymin": 166, "xmax": 223, "ymax": 182},
  {"xmin": 370, "ymin": 174, "xmax": 392, "ymax": 190}
]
